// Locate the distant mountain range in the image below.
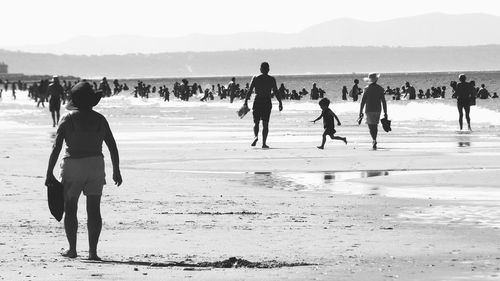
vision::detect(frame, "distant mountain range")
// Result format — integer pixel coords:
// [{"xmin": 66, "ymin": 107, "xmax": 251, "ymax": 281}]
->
[
  {"xmin": 2, "ymin": 45, "xmax": 500, "ymax": 78},
  {"xmin": 3, "ymin": 13, "xmax": 500, "ymax": 55}
]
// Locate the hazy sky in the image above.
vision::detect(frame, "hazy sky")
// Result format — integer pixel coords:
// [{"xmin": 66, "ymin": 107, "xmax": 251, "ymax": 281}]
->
[{"xmin": 3, "ymin": 0, "xmax": 500, "ymax": 45}]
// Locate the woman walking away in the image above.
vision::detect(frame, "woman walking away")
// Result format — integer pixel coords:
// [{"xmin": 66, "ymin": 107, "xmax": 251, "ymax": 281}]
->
[
  {"xmin": 455, "ymin": 74, "xmax": 473, "ymax": 131},
  {"xmin": 45, "ymin": 81, "xmax": 122, "ymax": 260}
]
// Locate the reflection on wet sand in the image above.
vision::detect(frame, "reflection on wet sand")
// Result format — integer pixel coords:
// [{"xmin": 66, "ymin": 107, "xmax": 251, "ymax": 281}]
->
[
  {"xmin": 244, "ymin": 169, "xmax": 500, "ymax": 228},
  {"xmin": 245, "ymin": 169, "xmax": 500, "ymax": 201}
]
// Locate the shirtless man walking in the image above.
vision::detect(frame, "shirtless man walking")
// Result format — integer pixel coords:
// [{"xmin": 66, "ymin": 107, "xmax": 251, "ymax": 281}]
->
[
  {"xmin": 244, "ymin": 62, "xmax": 283, "ymax": 149},
  {"xmin": 48, "ymin": 76, "xmax": 65, "ymax": 127}
]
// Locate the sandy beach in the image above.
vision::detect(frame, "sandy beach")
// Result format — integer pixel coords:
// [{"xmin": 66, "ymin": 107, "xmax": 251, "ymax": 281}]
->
[{"xmin": 1, "ymin": 91, "xmax": 500, "ymax": 280}]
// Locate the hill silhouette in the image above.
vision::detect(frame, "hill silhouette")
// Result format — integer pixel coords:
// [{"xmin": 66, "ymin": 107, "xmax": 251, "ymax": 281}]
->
[
  {"xmin": 1, "ymin": 45, "xmax": 500, "ymax": 78},
  {"xmin": 4, "ymin": 13, "xmax": 500, "ymax": 55}
]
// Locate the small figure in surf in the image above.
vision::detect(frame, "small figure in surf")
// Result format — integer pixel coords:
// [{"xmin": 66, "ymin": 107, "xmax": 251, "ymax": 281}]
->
[
  {"xmin": 404, "ymin": 82, "xmax": 416, "ymax": 100},
  {"xmin": 312, "ymin": 98, "xmax": 347, "ymax": 149},
  {"xmin": 350, "ymin": 79, "xmax": 361, "ymax": 102},
  {"xmin": 243, "ymin": 62, "xmax": 283, "ymax": 149},
  {"xmin": 47, "ymin": 76, "xmax": 65, "ymax": 127},
  {"xmin": 228, "ymin": 77, "xmax": 237, "ymax": 103},
  {"xmin": 341, "ymin": 86, "xmax": 348, "ymax": 101}
]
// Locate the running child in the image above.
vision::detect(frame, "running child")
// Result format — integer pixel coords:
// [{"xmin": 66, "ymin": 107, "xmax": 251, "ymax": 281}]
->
[{"xmin": 312, "ymin": 98, "xmax": 347, "ymax": 149}]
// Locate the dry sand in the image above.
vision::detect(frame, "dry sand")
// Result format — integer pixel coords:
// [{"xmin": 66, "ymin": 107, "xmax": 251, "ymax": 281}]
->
[{"xmin": 1, "ymin": 93, "xmax": 499, "ymax": 280}]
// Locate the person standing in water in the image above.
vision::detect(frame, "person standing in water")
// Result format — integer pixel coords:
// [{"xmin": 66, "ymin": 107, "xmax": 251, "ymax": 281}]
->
[
  {"xmin": 228, "ymin": 77, "xmax": 237, "ymax": 103},
  {"xmin": 350, "ymin": 79, "xmax": 360, "ymax": 102},
  {"xmin": 455, "ymin": 74, "xmax": 473, "ymax": 131},
  {"xmin": 45, "ymin": 81, "xmax": 122, "ymax": 260},
  {"xmin": 244, "ymin": 62, "xmax": 283, "ymax": 149},
  {"xmin": 359, "ymin": 73, "xmax": 388, "ymax": 150},
  {"xmin": 48, "ymin": 76, "xmax": 65, "ymax": 127},
  {"xmin": 341, "ymin": 86, "xmax": 348, "ymax": 100}
]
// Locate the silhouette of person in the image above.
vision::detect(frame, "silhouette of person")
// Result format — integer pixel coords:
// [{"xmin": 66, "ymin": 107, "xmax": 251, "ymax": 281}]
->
[
  {"xmin": 228, "ymin": 77, "xmax": 237, "ymax": 103},
  {"xmin": 48, "ymin": 76, "xmax": 65, "ymax": 127},
  {"xmin": 454, "ymin": 74, "xmax": 473, "ymax": 131},
  {"xmin": 359, "ymin": 73, "xmax": 388, "ymax": 150},
  {"xmin": 310, "ymin": 83, "xmax": 319, "ymax": 100},
  {"xmin": 477, "ymin": 84, "xmax": 491, "ymax": 99},
  {"xmin": 243, "ymin": 62, "xmax": 283, "ymax": 149},
  {"xmin": 404, "ymin": 82, "xmax": 416, "ymax": 100},
  {"xmin": 341, "ymin": 86, "xmax": 348, "ymax": 100},
  {"xmin": 312, "ymin": 98, "xmax": 347, "ymax": 149},
  {"xmin": 45, "ymin": 82, "xmax": 122, "ymax": 261},
  {"xmin": 350, "ymin": 79, "xmax": 360, "ymax": 102}
]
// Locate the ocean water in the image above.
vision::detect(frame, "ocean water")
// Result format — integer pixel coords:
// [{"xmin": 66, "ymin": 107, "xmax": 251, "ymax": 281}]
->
[{"xmin": 121, "ymin": 70, "xmax": 500, "ymax": 102}]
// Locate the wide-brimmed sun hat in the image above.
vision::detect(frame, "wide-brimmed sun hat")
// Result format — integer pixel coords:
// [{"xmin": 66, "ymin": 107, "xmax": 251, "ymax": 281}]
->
[
  {"xmin": 66, "ymin": 81, "xmax": 102, "ymax": 110},
  {"xmin": 363, "ymin": 72, "xmax": 380, "ymax": 83}
]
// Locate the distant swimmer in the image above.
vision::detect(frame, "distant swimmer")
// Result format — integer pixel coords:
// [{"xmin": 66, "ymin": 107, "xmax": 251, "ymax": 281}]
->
[
  {"xmin": 11, "ymin": 82, "xmax": 16, "ymax": 100},
  {"xmin": 492, "ymin": 92, "xmax": 499, "ymax": 98},
  {"xmin": 341, "ymin": 86, "xmax": 348, "ymax": 101},
  {"xmin": 310, "ymin": 83, "xmax": 319, "ymax": 100},
  {"xmin": 477, "ymin": 84, "xmax": 491, "ymax": 99},
  {"xmin": 243, "ymin": 62, "xmax": 283, "ymax": 149},
  {"xmin": 312, "ymin": 98, "xmax": 347, "ymax": 149},
  {"xmin": 454, "ymin": 74, "xmax": 473, "ymax": 131},
  {"xmin": 48, "ymin": 76, "xmax": 65, "ymax": 127},
  {"xmin": 350, "ymin": 79, "xmax": 361, "ymax": 102},
  {"xmin": 99, "ymin": 77, "xmax": 111, "ymax": 97},
  {"xmin": 359, "ymin": 73, "xmax": 388, "ymax": 150},
  {"xmin": 404, "ymin": 82, "xmax": 416, "ymax": 100},
  {"xmin": 228, "ymin": 77, "xmax": 237, "ymax": 103}
]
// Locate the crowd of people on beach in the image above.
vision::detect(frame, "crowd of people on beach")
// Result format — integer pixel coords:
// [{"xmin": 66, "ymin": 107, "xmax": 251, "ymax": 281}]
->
[
  {"xmin": 9, "ymin": 61, "xmax": 488, "ymax": 261},
  {"xmin": 1, "ymin": 71, "xmax": 497, "ymax": 134},
  {"xmin": 341, "ymin": 80, "xmax": 498, "ymax": 102}
]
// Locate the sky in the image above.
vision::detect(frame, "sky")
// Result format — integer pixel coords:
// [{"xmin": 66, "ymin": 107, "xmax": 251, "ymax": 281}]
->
[{"xmin": 3, "ymin": 0, "xmax": 500, "ymax": 45}]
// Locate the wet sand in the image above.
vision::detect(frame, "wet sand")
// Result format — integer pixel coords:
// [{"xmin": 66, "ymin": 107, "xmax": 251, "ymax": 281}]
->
[{"xmin": 1, "ymin": 93, "xmax": 500, "ymax": 280}]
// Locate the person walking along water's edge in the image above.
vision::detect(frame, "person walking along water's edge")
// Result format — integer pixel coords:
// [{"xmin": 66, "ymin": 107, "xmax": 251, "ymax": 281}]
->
[
  {"xmin": 244, "ymin": 62, "xmax": 283, "ymax": 149},
  {"xmin": 359, "ymin": 73, "xmax": 388, "ymax": 150}
]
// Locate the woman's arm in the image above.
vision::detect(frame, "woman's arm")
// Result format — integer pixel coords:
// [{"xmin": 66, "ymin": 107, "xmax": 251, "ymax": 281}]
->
[
  {"xmin": 104, "ymin": 121, "xmax": 122, "ymax": 186},
  {"xmin": 45, "ymin": 129, "xmax": 65, "ymax": 186}
]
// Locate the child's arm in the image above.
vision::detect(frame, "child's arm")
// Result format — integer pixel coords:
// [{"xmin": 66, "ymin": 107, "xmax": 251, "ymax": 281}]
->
[
  {"xmin": 333, "ymin": 111, "xmax": 341, "ymax": 126},
  {"xmin": 311, "ymin": 112, "xmax": 323, "ymax": 123}
]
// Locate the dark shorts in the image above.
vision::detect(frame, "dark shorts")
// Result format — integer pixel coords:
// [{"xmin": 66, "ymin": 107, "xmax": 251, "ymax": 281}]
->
[
  {"xmin": 324, "ymin": 128, "xmax": 336, "ymax": 137},
  {"xmin": 252, "ymin": 102, "xmax": 272, "ymax": 123},
  {"xmin": 457, "ymin": 99, "xmax": 470, "ymax": 113},
  {"xmin": 49, "ymin": 99, "xmax": 61, "ymax": 112}
]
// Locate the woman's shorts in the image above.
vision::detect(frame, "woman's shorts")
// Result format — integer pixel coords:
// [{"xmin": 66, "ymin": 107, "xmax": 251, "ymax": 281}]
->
[
  {"xmin": 365, "ymin": 112, "xmax": 381, "ymax": 125},
  {"xmin": 61, "ymin": 156, "xmax": 105, "ymax": 198}
]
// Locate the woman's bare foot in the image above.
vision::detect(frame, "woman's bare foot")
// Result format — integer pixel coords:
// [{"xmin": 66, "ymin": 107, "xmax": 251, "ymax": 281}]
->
[
  {"xmin": 262, "ymin": 144, "xmax": 269, "ymax": 149},
  {"xmin": 317, "ymin": 146, "xmax": 324, "ymax": 149},
  {"xmin": 61, "ymin": 249, "xmax": 77, "ymax": 259}
]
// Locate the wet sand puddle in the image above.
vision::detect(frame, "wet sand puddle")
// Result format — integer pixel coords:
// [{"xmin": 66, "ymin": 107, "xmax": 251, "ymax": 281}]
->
[{"xmin": 245, "ymin": 169, "xmax": 500, "ymax": 229}]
